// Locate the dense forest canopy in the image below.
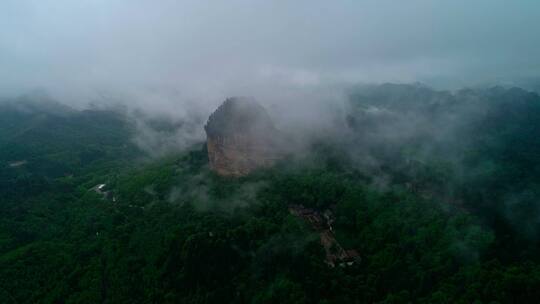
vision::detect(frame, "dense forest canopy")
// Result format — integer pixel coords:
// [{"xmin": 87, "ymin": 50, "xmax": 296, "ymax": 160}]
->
[{"xmin": 2, "ymin": 84, "xmax": 540, "ymax": 303}]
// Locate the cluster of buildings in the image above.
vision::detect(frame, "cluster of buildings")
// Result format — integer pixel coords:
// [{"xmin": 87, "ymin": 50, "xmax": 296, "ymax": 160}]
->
[{"xmin": 289, "ymin": 204, "xmax": 360, "ymax": 267}]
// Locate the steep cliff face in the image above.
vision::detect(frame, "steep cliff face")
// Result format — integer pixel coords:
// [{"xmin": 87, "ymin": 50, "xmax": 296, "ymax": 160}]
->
[{"xmin": 205, "ymin": 97, "xmax": 283, "ymax": 176}]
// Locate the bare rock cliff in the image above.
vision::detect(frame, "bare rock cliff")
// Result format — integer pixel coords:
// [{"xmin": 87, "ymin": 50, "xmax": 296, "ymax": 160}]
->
[{"xmin": 204, "ymin": 97, "xmax": 283, "ymax": 176}]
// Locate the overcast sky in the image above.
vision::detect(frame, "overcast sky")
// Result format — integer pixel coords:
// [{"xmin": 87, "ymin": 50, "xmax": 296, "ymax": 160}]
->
[{"xmin": 1, "ymin": 0, "xmax": 539, "ymax": 107}]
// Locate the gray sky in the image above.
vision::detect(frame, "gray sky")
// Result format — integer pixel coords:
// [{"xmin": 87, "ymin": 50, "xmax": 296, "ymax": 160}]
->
[{"xmin": 1, "ymin": 0, "xmax": 539, "ymax": 106}]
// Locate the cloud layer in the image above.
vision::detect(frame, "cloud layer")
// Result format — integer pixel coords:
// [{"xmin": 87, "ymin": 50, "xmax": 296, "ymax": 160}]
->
[{"xmin": 1, "ymin": 0, "xmax": 539, "ymax": 106}]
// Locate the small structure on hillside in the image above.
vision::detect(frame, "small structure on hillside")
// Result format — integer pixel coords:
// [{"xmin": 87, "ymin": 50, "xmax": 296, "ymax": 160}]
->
[
  {"xmin": 93, "ymin": 183, "xmax": 113, "ymax": 201},
  {"xmin": 8, "ymin": 160, "xmax": 28, "ymax": 168}
]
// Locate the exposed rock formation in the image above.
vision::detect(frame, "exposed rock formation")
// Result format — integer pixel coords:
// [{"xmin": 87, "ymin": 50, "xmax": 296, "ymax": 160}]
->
[{"xmin": 204, "ymin": 97, "xmax": 284, "ymax": 176}]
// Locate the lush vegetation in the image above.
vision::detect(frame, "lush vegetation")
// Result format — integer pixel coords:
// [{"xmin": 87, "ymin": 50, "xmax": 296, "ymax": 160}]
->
[{"xmin": 2, "ymin": 85, "xmax": 540, "ymax": 303}]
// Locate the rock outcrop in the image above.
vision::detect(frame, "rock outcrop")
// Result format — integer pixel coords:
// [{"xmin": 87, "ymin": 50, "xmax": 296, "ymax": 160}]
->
[{"xmin": 204, "ymin": 97, "xmax": 283, "ymax": 176}]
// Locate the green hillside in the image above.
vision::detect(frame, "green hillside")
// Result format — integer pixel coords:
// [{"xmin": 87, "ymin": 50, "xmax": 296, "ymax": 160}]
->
[{"xmin": 2, "ymin": 85, "xmax": 540, "ymax": 303}]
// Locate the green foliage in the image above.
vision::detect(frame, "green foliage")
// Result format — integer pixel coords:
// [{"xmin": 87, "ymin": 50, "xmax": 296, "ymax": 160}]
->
[{"xmin": 3, "ymin": 87, "xmax": 540, "ymax": 303}]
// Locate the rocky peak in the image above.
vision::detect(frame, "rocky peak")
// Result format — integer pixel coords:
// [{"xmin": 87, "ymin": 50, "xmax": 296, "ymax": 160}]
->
[{"xmin": 205, "ymin": 97, "xmax": 283, "ymax": 176}]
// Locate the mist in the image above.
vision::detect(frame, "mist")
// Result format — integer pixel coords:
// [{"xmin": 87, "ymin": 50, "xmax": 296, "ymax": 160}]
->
[
  {"xmin": 2, "ymin": 0, "xmax": 540, "ymax": 107},
  {"xmin": 4, "ymin": 3, "xmax": 540, "ymax": 300},
  {"xmin": 2, "ymin": 0, "xmax": 540, "ymax": 159}
]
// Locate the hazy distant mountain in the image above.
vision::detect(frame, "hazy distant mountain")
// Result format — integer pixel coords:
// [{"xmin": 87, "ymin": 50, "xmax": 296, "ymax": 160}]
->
[{"xmin": 0, "ymin": 98, "xmax": 139, "ymax": 178}]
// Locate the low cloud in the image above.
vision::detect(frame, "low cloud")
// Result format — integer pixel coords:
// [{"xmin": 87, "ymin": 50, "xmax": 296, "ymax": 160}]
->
[{"xmin": 1, "ymin": 0, "xmax": 539, "ymax": 106}]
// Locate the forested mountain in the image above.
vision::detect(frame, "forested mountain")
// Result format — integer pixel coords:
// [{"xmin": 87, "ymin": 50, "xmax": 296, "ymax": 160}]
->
[{"xmin": 2, "ymin": 85, "xmax": 540, "ymax": 303}]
